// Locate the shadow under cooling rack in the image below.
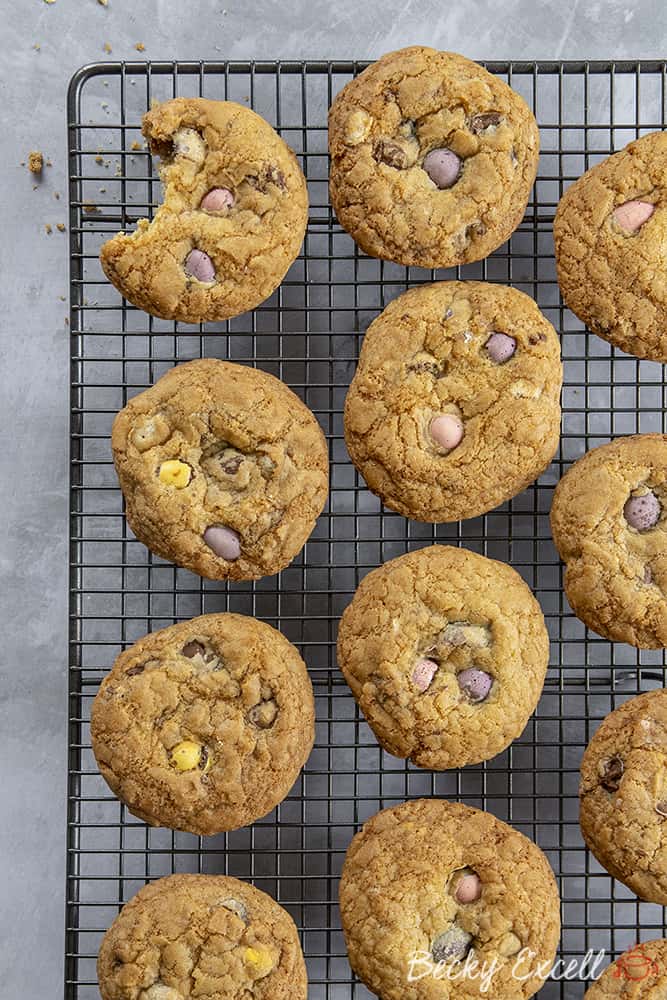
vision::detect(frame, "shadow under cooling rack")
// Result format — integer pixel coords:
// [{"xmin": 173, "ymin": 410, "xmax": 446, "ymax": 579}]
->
[{"xmin": 67, "ymin": 60, "xmax": 667, "ymax": 999}]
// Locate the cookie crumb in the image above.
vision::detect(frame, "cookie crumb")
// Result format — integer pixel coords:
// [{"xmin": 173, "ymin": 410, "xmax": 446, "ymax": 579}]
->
[
  {"xmin": 57, "ymin": 223, "xmax": 66, "ymax": 232},
  {"xmin": 83, "ymin": 203, "xmax": 100, "ymax": 214},
  {"xmin": 97, "ymin": 0, "xmax": 108, "ymax": 5},
  {"xmin": 43, "ymin": 0, "xmax": 56, "ymax": 4},
  {"xmin": 28, "ymin": 151, "xmax": 43, "ymax": 174},
  {"xmin": 103, "ymin": 42, "xmax": 112, "ymax": 54},
  {"xmin": 54, "ymin": 191, "xmax": 61, "ymax": 200},
  {"xmin": 135, "ymin": 42, "xmax": 145, "ymax": 51},
  {"xmin": 33, "ymin": 43, "xmax": 41, "ymax": 51},
  {"xmin": 45, "ymin": 224, "xmax": 53, "ymax": 234},
  {"xmin": 130, "ymin": 140, "xmax": 142, "ymax": 151},
  {"xmin": 95, "ymin": 154, "xmax": 105, "ymax": 165}
]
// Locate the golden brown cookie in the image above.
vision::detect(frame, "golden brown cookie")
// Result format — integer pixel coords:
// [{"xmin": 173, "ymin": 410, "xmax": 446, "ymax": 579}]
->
[
  {"xmin": 329, "ymin": 47, "xmax": 539, "ymax": 268},
  {"xmin": 551, "ymin": 434, "xmax": 667, "ymax": 648},
  {"xmin": 340, "ymin": 799, "xmax": 561, "ymax": 1000},
  {"xmin": 580, "ymin": 691, "xmax": 667, "ymax": 905},
  {"xmin": 112, "ymin": 359, "xmax": 329, "ymax": 581},
  {"xmin": 344, "ymin": 281, "xmax": 562, "ymax": 522},
  {"xmin": 584, "ymin": 939, "xmax": 667, "ymax": 999},
  {"xmin": 90, "ymin": 613, "xmax": 315, "ymax": 835},
  {"xmin": 337, "ymin": 545, "xmax": 550, "ymax": 769},
  {"xmin": 100, "ymin": 98, "xmax": 308, "ymax": 323},
  {"xmin": 554, "ymin": 131, "xmax": 667, "ymax": 361},
  {"xmin": 97, "ymin": 873, "xmax": 307, "ymax": 1000}
]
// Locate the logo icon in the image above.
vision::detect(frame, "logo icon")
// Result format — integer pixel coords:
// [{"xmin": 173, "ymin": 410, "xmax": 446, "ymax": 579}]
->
[{"xmin": 612, "ymin": 944, "xmax": 659, "ymax": 982}]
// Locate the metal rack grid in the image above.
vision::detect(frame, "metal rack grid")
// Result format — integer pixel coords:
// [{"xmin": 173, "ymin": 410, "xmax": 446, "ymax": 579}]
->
[{"xmin": 67, "ymin": 60, "xmax": 667, "ymax": 999}]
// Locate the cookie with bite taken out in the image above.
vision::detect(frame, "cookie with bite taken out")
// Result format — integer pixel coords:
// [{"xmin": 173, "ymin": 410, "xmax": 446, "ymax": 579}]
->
[{"xmin": 101, "ymin": 97, "xmax": 308, "ymax": 324}]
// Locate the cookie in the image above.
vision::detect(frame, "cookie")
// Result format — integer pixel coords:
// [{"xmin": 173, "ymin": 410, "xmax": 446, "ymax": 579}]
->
[
  {"xmin": 97, "ymin": 873, "xmax": 307, "ymax": 1000},
  {"xmin": 580, "ymin": 690, "xmax": 667, "ymax": 905},
  {"xmin": 554, "ymin": 131, "xmax": 667, "ymax": 361},
  {"xmin": 337, "ymin": 545, "xmax": 549, "ymax": 769},
  {"xmin": 100, "ymin": 98, "xmax": 308, "ymax": 324},
  {"xmin": 340, "ymin": 799, "xmax": 561, "ymax": 1000},
  {"xmin": 344, "ymin": 281, "xmax": 562, "ymax": 522},
  {"xmin": 329, "ymin": 46, "xmax": 539, "ymax": 268},
  {"xmin": 90, "ymin": 613, "xmax": 315, "ymax": 835},
  {"xmin": 112, "ymin": 359, "xmax": 329, "ymax": 581},
  {"xmin": 583, "ymin": 939, "xmax": 667, "ymax": 999},
  {"xmin": 550, "ymin": 434, "xmax": 667, "ymax": 648}
]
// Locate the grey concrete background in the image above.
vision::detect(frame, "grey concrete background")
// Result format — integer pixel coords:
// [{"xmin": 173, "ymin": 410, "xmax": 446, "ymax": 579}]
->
[{"xmin": 0, "ymin": 0, "xmax": 665, "ymax": 996}]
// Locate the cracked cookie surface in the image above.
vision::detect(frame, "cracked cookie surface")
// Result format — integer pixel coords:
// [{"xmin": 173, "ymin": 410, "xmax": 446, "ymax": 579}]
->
[
  {"xmin": 550, "ymin": 434, "xmax": 667, "ymax": 648},
  {"xmin": 580, "ymin": 691, "xmax": 667, "ymax": 905},
  {"xmin": 100, "ymin": 98, "xmax": 308, "ymax": 324},
  {"xmin": 584, "ymin": 938, "xmax": 667, "ymax": 999},
  {"xmin": 344, "ymin": 281, "xmax": 562, "ymax": 522},
  {"xmin": 554, "ymin": 131, "xmax": 667, "ymax": 361},
  {"xmin": 329, "ymin": 47, "xmax": 539, "ymax": 268},
  {"xmin": 336, "ymin": 545, "xmax": 550, "ymax": 769},
  {"xmin": 340, "ymin": 799, "xmax": 561, "ymax": 1000},
  {"xmin": 97, "ymin": 873, "xmax": 307, "ymax": 1000},
  {"xmin": 112, "ymin": 359, "xmax": 328, "ymax": 581},
  {"xmin": 91, "ymin": 613, "xmax": 315, "ymax": 835}
]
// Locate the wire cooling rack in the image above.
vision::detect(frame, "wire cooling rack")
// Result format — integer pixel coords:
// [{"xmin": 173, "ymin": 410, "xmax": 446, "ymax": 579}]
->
[{"xmin": 67, "ymin": 60, "xmax": 667, "ymax": 999}]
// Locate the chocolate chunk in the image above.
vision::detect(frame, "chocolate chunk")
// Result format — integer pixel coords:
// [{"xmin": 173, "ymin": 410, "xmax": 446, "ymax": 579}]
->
[
  {"xmin": 598, "ymin": 755, "xmax": 624, "ymax": 792},
  {"xmin": 432, "ymin": 926, "xmax": 473, "ymax": 963},
  {"xmin": 221, "ymin": 455, "xmax": 243, "ymax": 475},
  {"xmin": 126, "ymin": 664, "xmax": 145, "ymax": 676},
  {"xmin": 470, "ymin": 112, "xmax": 502, "ymax": 133},
  {"xmin": 247, "ymin": 165, "xmax": 287, "ymax": 193},
  {"xmin": 182, "ymin": 641, "xmax": 206, "ymax": 659},
  {"xmin": 656, "ymin": 800, "xmax": 667, "ymax": 817},
  {"xmin": 373, "ymin": 137, "xmax": 411, "ymax": 169}
]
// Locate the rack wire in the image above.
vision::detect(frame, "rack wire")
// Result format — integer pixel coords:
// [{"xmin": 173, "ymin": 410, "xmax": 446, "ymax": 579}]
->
[{"xmin": 67, "ymin": 60, "xmax": 667, "ymax": 999}]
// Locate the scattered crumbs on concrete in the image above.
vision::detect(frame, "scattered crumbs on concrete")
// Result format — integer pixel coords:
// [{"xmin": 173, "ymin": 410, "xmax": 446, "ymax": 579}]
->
[
  {"xmin": 131, "ymin": 140, "xmax": 142, "ymax": 151},
  {"xmin": 135, "ymin": 42, "xmax": 146, "ymax": 51},
  {"xmin": 103, "ymin": 42, "xmax": 112, "ymax": 54},
  {"xmin": 57, "ymin": 223, "xmax": 66, "ymax": 233},
  {"xmin": 45, "ymin": 224, "xmax": 53, "ymax": 234},
  {"xmin": 28, "ymin": 151, "xmax": 44, "ymax": 174}
]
